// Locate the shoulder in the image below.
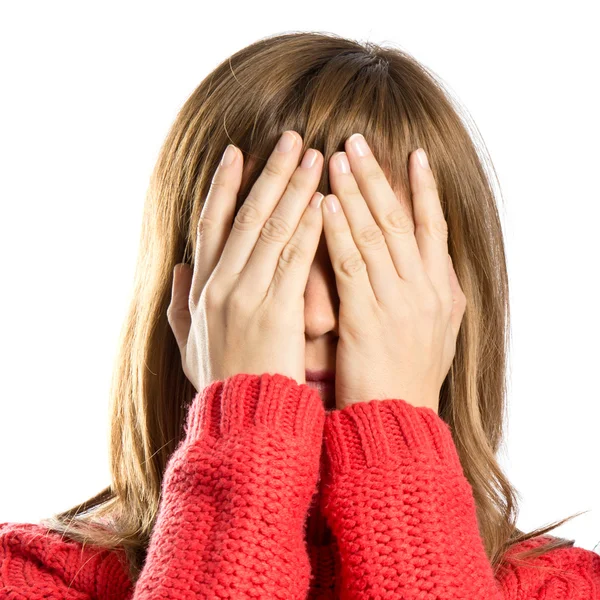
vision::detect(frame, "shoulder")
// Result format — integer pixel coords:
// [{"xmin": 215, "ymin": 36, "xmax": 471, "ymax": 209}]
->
[
  {"xmin": 0, "ymin": 521, "xmax": 131, "ymax": 599},
  {"xmin": 1, "ymin": 520, "xmax": 87, "ymax": 554},
  {"xmin": 0, "ymin": 521, "xmax": 61, "ymax": 555},
  {"xmin": 497, "ymin": 534, "xmax": 600, "ymax": 598}
]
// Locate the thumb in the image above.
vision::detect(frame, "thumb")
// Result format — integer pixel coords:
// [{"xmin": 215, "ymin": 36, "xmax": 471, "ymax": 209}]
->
[
  {"xmin": 167, "ymin": 263, "xmax": 193, "ymax": 354},
  {"xmin": 447, "ymin": 254, "xmax": 467, "ymax": 339}
]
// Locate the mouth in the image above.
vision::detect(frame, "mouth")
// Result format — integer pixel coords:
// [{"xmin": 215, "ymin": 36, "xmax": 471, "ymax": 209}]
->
[
  {"xmin": 304, "ymin": 373, "xmax": 336, "ymax": 410},
  {"xmin": 305, "ymin": 369, "xmax": 335, "ymax": 382}
]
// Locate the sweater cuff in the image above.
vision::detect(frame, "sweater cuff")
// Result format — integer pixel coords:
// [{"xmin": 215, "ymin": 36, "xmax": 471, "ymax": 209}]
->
[
  {"xmin": 323, "ymin": 398, "xmax": 464, "ymax": 475},
  {"xmin": 184, "ymin": 372, "xmax": 325, "ymax": 448}
]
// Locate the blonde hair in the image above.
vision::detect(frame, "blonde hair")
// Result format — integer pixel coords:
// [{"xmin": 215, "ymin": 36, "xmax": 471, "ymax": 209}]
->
[{"xmin": 40, "ymin": 31, "xmax": 586, "ymax": 585}]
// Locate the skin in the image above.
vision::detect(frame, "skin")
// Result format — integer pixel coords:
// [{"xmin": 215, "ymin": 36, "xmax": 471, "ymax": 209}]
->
[
  {"xmin": 319, "ymin": 135, "xmax": 467, "ymax": 413},
  {"xmin": 241, "ymin": 135, "xmax": 467, "ymax": 414},
  {"xmin": 237, "ymin": 150, "xmax": 414, "ymax": 398},
  {"xmin": 239, "ymin": 156, "xmax": 340, "ymax": 387},
  {"xmin": 168, "ymin": 132, "xmax": 467, "ymax": 414}
]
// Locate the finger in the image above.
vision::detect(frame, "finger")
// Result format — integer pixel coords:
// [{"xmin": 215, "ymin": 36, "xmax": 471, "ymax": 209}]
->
[
  {"xmin": 215, "ymin": 130, "xmax": 304, "ymax": 281},
  {"xmin": 447, "ymin": 254, "xmax": 467, "ymax": 338},
  {"xmin": 321, "ymin": 193, "xmax": 375, "ymax": 306},
  {"xmin": 343, "ymin": 134, "xmax": 424, "ymax": 284},
  {"xmin": 328, "ymin": 150, "xmax": 400, "ymax": 304},
  {"xmin": 167, "ymin": 263, "xmax": 192, "ymax": 357},
  {"xmin": 410, "ymin": 148, "xmax": 452, "ymax": 302},
  {"xmin": 268, "ymin": 190, "xmax": 324, "ymax": 301},
  {"xmin": 239, "ymin": 148, "xmax": 324, "ymax": 294},
  {"xmin": 190, "ymin": 143, "xmax": 242, "ymax": 307}
]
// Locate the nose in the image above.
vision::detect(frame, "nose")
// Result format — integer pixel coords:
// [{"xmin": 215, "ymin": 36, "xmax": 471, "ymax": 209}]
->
[{"xmin": 304, "ymin": 232, "xmax": 339, "ymax": 341}]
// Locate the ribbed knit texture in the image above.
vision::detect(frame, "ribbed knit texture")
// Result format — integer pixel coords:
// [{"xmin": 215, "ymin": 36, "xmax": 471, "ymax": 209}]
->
[{"xmin": 1, "ymin": 373, "xmax": 598, "ymax": 598}]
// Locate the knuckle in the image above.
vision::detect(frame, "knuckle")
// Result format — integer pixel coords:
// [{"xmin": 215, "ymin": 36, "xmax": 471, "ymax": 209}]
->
[
  {"xmin": 202, "ymin": 284, "xmax": 222, "ymax": 310},
  {"xmin": 226, "ymin": 289, "xmax": 248, "ymax": 314},
  {"xmin": 196, "ymin": 217, "xmax": 204, "ymax": 237},
  {"xmin": 429, "ymin": 218, "xmax": 449, "ymax": 241},
  {"xmin": 364, "ymin": 166, "xmax": 383, "ymax": 185},
  {"xmin": 197, "ymin": 215, "xmax": 216, "ymax": 237},
  {"xmin": 208, "ymin": 176, "xmax": 228, "ymax": 196},
  {"xmin": 262, "ymin": 159, "xmax": 286, "ymax": 180},
  {"xmin": 285, "ymin": 175, "xmax": 303, "ymax": 196},
  {"xmin": 356, "ymin": 223, "xmax": 386, "ymax": 249},
  {"xmin": 416, "ymin": 218, "xmax": 448, "ymax": 242},
  {"xmin": 380, "ymin": 206, "xmax": 414, "ymax": 236},
  {"xmin": 338, "ymin": 249, "xmax": 367, "ymax": 277},
  {"xmin": 419, "ymin": 176, "xmax": 439, "ymax": 196},
  {"xmin": 279, "ymin": 239, "xmax": 304, "ymax": 267},
  {"xmin": 344, "ymin": 185, "xmax": 363, "ymax": 203},
  {"xmin": 233, "ymin": 200, "xmax": 263, "ymax": 231},
  {"xmin": 261, "ymin": 214, "xmax": 292, "ymax": 244}
]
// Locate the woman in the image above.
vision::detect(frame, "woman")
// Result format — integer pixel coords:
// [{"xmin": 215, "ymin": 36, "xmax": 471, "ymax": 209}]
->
[{"xmin": 1, "ymin": 32, "xmax": 597, "ymax": 599}]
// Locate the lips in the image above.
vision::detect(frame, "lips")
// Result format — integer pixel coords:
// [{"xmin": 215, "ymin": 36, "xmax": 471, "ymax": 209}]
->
[
  {"xmin": 305, "ymin": 379, "xmax": 336, "ymax": 410},
  {"xmin": 305, "ymin": 369, "xmax": 335, "ymax": 382}
]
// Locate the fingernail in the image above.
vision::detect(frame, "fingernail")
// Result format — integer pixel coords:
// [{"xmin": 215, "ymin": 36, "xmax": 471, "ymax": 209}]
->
[
  {"xmin": 276, "ymin": 131, "xmax": 297, "ymax": 153},
  {"xmin": 310, "ymin": 192, "xmax": 324, "ymax": 209},
  {"xmin": 221, "ymin": 144, "xmax": 237, "ymax": 167},
  {"xmin": 416, "ymin": 148, "xmax": 429, "ymax": 169},
  {"xmin": 349, "ymin": 133, "xmax": 369, "ymax": 157},
  {"xmin": 301, "ymin": 149, "xmax": 318, "ymax": 169},
  {"xmin": 334, "ymin": 152, "xmax": 350, "ymax": 174},
  {"xmin": 325, "ymin": 195, "xmax": 340, "ymax": 213}
]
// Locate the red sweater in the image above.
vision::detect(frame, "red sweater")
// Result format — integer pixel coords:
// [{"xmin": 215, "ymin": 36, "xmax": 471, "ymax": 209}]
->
[{"xmin": 1, "ymin": 372, "xmax": 598, "ymax": 599}]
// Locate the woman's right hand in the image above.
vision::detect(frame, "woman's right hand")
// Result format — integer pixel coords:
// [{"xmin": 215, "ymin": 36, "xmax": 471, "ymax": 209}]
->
[{"xmin": 167, "ymin": 130, "xmax": 325, "ymax": 393}]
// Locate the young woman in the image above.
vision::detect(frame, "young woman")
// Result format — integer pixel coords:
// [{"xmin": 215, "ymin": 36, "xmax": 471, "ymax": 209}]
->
[{"xmin": 1, "ymin": 32, "xmax": 597, "ymax": 599}]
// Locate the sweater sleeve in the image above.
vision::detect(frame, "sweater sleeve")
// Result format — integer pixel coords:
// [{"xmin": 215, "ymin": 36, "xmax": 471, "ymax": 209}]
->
[
  {"xmin": 319, "ymin": 397, "xmax": 600, "ymax": 599},
  {"xmin": 134, "ymin": 372, "xmax": 325, "ymax": 599},
  {"xmin": 0, "ymin": 372, "xmax": 325, "ymax": 600}
]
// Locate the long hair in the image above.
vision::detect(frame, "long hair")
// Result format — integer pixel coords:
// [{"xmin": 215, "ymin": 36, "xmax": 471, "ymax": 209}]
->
[{"xmin": 40, "ymin": 31, "xmax": 586, "ymax": 585}]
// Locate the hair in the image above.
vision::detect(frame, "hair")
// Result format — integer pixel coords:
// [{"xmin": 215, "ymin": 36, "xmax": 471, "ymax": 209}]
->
[{"xmin": 40, "ymin": 31, "xmax": 588, "ymax": 585}]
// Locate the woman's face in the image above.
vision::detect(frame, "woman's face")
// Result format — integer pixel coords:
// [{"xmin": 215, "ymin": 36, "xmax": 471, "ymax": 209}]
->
[{"xmin": 239, "ymin": 155, "xmax": 413, "ymax": 409}]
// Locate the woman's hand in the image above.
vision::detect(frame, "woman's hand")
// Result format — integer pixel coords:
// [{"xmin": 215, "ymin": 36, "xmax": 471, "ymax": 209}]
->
[
  {"xmin": 167, "ymin": 131, "xmax": 325, "ymax": 392},
  {"xmin": 322, "ymin": 135, "xmax": 467, "ymax": 413}
]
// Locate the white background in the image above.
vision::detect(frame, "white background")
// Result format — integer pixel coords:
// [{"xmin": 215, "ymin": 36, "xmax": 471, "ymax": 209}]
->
[{"xmin": 1, "ymin": 1, "xmax": 598, "ymax": 552}]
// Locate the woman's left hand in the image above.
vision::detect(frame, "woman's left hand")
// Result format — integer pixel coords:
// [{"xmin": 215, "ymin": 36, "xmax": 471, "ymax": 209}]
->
[{"xmin": 322, "ymin": 135, "xmax": 467, "ymax": 414}]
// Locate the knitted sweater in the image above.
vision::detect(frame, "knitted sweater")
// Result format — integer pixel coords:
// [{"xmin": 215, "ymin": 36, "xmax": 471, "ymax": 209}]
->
[{"xmin": 1, "ymin": 372, "xmax": 598, "ymax": 599}]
